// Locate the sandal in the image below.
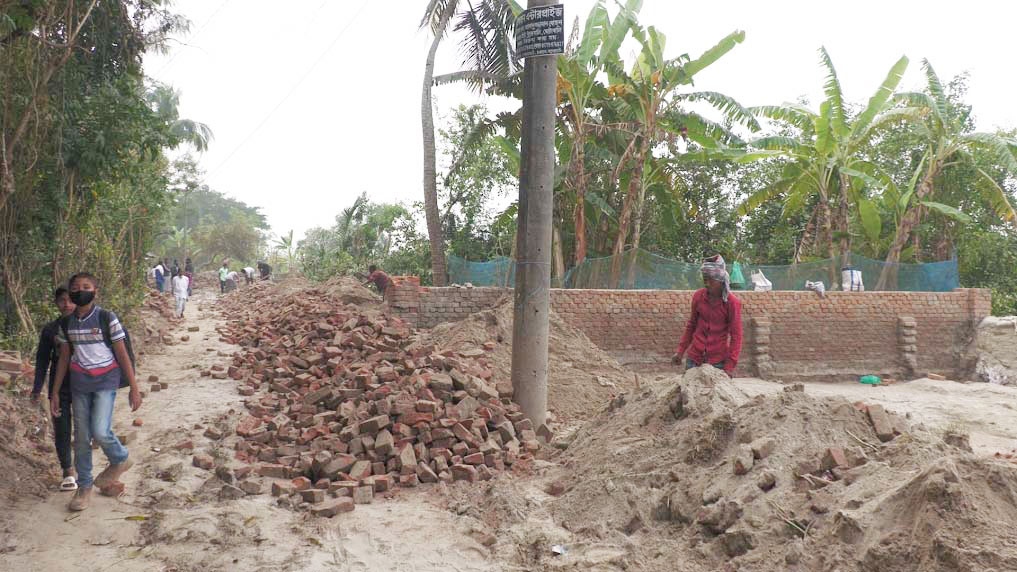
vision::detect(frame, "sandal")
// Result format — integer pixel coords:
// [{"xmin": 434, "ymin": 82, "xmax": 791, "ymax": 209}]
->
[{"xmin": 60, "ymin": 475, "xmax": 78, "ymax": 492}]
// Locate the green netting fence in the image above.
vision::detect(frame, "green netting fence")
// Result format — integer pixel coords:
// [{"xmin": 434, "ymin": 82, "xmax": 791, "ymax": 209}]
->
[
  {"xmin": 448, "ymin": 249, "xmax": 959, "ymax": 292},
  {"xmin": 447, "ymin": 255, "xmax": 517, "ymax": 287}
]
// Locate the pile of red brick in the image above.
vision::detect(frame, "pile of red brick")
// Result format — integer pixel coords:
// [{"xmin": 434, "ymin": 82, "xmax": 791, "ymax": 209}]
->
[{"xmin": 210, "ymin": 287, "xmax": 541, "ymax": 516}]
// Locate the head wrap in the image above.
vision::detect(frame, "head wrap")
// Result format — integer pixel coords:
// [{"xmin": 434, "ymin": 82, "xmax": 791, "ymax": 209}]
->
[{"xmin": 701, "ymin": 254, "xmax": 731, "ymax": 302}]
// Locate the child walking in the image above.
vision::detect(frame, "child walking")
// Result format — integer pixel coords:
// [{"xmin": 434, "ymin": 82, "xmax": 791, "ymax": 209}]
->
[
  {"xmin": 171, "ymin": 268, "xmax": 189, "ymax": 317},
  {"xmin": 51, "ymin": 272, "xmax": 142, "ymax": 511}
]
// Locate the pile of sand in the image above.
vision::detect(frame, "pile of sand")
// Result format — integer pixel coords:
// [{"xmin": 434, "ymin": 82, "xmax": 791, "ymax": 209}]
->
[
  {"xmin": 426, "ymin": 298, "xmax": 635, "ymax": 424},
  {"xmin": 483, "ymin": 367, "xmax": 1017, "ymax": 571},
  {"xmin": 322, "ymin": 275, "xmax": 381, "ymax": 306}
]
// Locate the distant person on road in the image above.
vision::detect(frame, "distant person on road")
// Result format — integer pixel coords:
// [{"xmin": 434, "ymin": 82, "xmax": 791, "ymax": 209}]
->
[
  {"xmin": 672, "ymin": 255, "xmax": 743, "ymax": 378},
  {"xmin": 52, "ymin": 272, "xmax": 141, "ymax": 512},
  {"xmin": 171, "ymin": 268, "xmax": 189, "ymax": 317},
  {"xmin": 257, "ymin": 261, "xmax": 271, "ymax": 281},
  {"xmin": 171, "ymin": 259, "xmax": 180, "ymax": 278},
  {"xmin": 31, "ymin": 287, "xmax": 78, "ymax": 492},
  {"xmin": 242, "ymin": 266, "xmax": 255, "ymax": 285},
  {"xmin": 218, "ymin": 262, "xmax": 229, "ymax": 294},
  {"xmin": 184, "ymin": 258, "xmax": 194, "ymax": 296},
  {"xmin": 363, "ymin": 264, "xmax": 390, "ymax": 296},
  {"xmin": 152, "ymin": 261, "xmax": 165, "ymax": 293}
]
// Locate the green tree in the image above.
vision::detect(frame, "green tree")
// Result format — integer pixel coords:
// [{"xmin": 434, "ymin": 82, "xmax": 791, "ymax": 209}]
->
[
  {"xmin": 737, "ymin": 48, "xmax": 910, "ymax": 281},
  {"xmin": 603, "ymin": 22, "xmax": 756, "ymax": 283},
  {"xmin": 419, "ymin": 0, "xmax": 520, "ymax": 286},
  {"xmin": 274, "ymin": 230, "xmax": 296, "ymax": 271},
  {"xmin": 439, "ymin": 105, "xmax": 516, "ymax": 260},
  {"xmin": 557, "ymin": 0, "xmax": 639, "ymax": 265},
  {"xmin": 875, "ymin": 60, "xmax": 1017, "ymax": 288}
]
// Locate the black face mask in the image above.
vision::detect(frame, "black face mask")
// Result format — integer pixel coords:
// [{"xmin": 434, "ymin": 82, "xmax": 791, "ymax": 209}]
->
[{"xmin": 69, "ymin": 290, "xmax": 95, "ymax": 306}]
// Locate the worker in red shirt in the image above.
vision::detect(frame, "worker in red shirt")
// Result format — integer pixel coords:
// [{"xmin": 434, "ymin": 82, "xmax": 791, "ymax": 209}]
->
[
  {"xmin": 672, "ymin": 255, "xmax": 743, "ymax": 377},
  {"xmin": 363, "ymin": 264, "xmax": 390, "ymax": 295}
]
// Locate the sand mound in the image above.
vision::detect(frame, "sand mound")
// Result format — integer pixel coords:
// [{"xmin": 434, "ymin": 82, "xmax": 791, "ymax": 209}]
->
[
  {"xmin": 322, "ymin": 276, "xmax": 381, "ymax": 306},
  {"xmin": 841, "ymin": 456, "xmax": 1017, "ymax": 572},
  {"xmin": 514, "ymin": 367, "xmax": 1017, "ymax": 571},
  {"xmin": 427, "ymin": 298, "xmax": 634, "ymax": 423}
]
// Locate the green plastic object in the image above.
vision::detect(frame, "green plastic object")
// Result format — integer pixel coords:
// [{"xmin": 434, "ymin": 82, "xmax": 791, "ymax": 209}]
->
[
  {"xmin": 730, "ymin": 261, "xmax": 745, "ymax": 288},
  {"xmin": 859, "ymin": 375, "xmax": 881, "ymax": 385}
]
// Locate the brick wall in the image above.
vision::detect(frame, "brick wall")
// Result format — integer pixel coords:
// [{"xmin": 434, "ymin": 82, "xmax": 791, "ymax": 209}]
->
[{"xmin": 386, "ymin": 278, "xmax": 990, "ymax": 381}]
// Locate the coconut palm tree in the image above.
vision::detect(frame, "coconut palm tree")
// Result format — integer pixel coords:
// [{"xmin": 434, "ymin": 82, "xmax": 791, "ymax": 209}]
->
[
  {"xmin": 419, "ymin": 0, "xmax": 520, "ymax": 286},
  {"xmin": 146, "ymin": 83, "xmax": 213, "ymax": 151}
]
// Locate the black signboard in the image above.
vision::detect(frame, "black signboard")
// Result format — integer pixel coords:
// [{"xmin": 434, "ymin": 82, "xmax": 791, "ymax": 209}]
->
[{"xmin": 515, "ymin": 4, "xmax": 564, "ymax": 59}]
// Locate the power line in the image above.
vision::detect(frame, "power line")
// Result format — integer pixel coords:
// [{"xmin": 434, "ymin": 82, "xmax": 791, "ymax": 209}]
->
[
  {"xmin": 209, "ymin": 0, "xmax": 370, "ymax": 179},
  {"xmin": 153, "ymin": 0, "xmax": 233, "ymax": 78}
]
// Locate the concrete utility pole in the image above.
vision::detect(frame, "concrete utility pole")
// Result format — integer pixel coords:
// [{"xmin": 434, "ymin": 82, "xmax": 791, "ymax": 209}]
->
[{"xmin": 511, "ymin": 0, "xmax": 559, "ymax": 429}]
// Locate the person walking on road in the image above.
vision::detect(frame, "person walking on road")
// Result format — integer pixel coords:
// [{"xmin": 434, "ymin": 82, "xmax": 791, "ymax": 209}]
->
[
  {"xmin": 152, "ymin": 261, "xmax": 165, "ymax": 293},
  {"xmin": 171, "ymin": 268, "xmax": 190, "ymax": 317},
  {"xmin": 31, "ymin": 287, "xmax": 78, "ymax": 492},
  {"xmin": 51, "ymin": 272, "xmax": 142, "ymax": 512},
  {"xmin": 672, "ymin": 255, "xmax": 743, "ymax": 378},
  {"xmin": 184, "ymin": 258, "xmax": 194, "ymax": 296},
  {"xmin": 218, "ymin": 262, "xmax": 229, "ymax": 294}
]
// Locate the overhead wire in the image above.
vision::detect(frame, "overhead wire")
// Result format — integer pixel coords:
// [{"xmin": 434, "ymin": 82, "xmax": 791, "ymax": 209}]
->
[{"xmin": 208, "ymin": 0, "xmax": 370, "ymax": 179}]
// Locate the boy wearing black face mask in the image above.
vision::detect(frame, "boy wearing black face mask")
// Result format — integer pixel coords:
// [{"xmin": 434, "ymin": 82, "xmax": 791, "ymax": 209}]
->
[{"xmin": 51, "ymin": 272, "xmax": 142, "ymax": 512}]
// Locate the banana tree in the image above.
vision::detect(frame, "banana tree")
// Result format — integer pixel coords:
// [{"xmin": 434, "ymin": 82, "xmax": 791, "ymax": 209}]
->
[
  {"xmin": 875, "ymin": 59, "xmax": 1017, "ymax": 288},
  {"xmin": 737, "ymin": 49, "xmax": 910, "ymax": 281},
  {"xmin": 556, "ymin": 0, "xmax": 640, "ymax": 265},
  {"xmin": 604, "ymin": 23, "xmax": 756, "ymax": 284}
]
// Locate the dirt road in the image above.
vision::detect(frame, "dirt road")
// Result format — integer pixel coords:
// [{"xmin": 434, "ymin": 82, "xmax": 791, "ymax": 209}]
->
[
  {"xmin": 1, "ymin": 292, "xmax": 500, "ymax": 572},
  {"xmin": 4, "ymin": 288, "xmax": 1015, "ymax": 572}
]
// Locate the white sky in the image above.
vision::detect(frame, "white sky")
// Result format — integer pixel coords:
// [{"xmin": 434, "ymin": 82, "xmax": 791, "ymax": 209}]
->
[{"xmin": 145, "ymin": 0, "xmax": 1017, "ymax": 242}]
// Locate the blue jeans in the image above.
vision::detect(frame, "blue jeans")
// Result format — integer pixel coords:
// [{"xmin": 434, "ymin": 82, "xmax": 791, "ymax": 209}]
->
[
  {"xmin": 686, "ymin": 359, "xmax": 725, "ymax": 371},
  {"xmin": 72, "ymin": 389, "xmax": 129, "ymax": 488}
]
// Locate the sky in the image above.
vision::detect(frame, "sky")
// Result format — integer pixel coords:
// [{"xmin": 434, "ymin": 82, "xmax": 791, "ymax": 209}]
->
[{"xmin": 145, "ymin": 0, "xmax": 1017, "ymax": 242}]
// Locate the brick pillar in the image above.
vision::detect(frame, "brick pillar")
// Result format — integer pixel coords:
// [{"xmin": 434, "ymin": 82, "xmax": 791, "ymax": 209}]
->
[
  {"xmin": 898, "ymin": 316, "xmax": 917, "ymax": 378},
  {"xmin": 386, "ymin": 276, "xmax": 422, "ymax": 328},
  {"xmin": 752, "ymin": 316, "xmax": 775, "ymax": 379}
]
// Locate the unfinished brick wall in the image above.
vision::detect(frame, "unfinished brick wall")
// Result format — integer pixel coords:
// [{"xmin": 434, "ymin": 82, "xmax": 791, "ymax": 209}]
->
[{"xmin": 387, "ymin": 278, "xmax": 991, "ymax": 381}]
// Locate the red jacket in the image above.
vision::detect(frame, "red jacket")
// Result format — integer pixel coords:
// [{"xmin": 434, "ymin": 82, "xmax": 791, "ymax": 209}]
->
[{"xmin": 676, "ymin": 289, "xmax": 743, "ymax": 372}]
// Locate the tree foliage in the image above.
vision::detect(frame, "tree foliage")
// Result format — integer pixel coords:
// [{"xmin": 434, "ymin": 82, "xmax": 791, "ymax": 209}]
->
[{"xmin": 0, "ymin": 1, "xmax": 216, "ymax": 350}]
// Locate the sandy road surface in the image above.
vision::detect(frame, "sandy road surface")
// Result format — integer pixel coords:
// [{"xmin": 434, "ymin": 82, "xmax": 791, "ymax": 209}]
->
[{"xmin": 1, "ymin": 292, "xmax": 500, "ymax": 572}]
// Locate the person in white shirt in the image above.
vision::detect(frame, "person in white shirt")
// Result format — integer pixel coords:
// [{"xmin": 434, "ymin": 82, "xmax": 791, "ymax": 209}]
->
[
  {"xmin": 224, "ymin": 270, "xmax": 240, "ymax": 292},
  {"xmin": 152, "ymin": 262, "xmax": 166, "ymax": 292},
  {"xmin": 171, "ymin": 269, "xmax": 190, "ymax": 317},
  {"xmin": 242, "ymin": 266, "xmax": 255, "ymax": 285}
]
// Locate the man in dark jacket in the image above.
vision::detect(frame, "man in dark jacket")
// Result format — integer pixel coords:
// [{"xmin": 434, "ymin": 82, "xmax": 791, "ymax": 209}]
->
[{"xmin": 31, "ymin": 286, "xmax": 78, "ymax": 490}]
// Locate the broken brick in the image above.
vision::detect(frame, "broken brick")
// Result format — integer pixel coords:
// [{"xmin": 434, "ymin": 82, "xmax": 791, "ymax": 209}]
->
[
  {"xmin": 192, "ymin": 454, "xmax": 214, "ymax": 470},
  {"xmin": 312, "ymin": 497, "xmax": 354, "ymax": 517}
]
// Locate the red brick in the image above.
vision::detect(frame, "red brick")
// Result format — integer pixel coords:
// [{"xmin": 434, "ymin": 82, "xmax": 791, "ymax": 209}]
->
[
  {"xmin": 821, "ymin": 447, "xmax": 849, "ymax": 470},
  {"xmin": 311, "ymin": 497, "xmax": 355, "ymax": 517},
  {"xmin": 192, "ymin": 454, "xmax": 214, "ymax": 470}
]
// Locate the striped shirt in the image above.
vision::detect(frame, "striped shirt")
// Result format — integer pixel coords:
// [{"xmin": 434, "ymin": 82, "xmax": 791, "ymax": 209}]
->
[{"xmin": 55, "ymin": 306, "xmax": 125, "ymax": 393}]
